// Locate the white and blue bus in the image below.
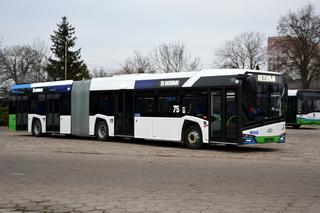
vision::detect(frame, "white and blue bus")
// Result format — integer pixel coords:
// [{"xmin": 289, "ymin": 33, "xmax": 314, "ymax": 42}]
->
[
  {"xmin": 8, "ymin": 69, "xmax": 286, "ymax": 148},
  {"xmin": 286, "ymin": 89, "xmax": 320, "ymax": 128}
]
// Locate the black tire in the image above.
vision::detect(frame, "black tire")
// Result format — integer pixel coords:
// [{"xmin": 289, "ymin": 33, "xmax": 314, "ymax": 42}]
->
[
  {"xmin": 32, "ymin": 119, "xmax": 42, "ymax": 137},
  {"xmin": 95, "ymin": 121, "xmax": 108, "ymax": 141},
  {"xmin": 183, "ymin": 125, "xmax": 203, "ymax": 149},
  {"xmin": 293, "ymin": 124, "xmax": 301, "ymax": 129}
]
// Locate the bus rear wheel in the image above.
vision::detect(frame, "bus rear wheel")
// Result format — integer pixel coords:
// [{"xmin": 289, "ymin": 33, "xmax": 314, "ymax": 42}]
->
[
  {"xmin": 184, "ymin": 125, "xmax": 203, "ymax": 149},
  {"xmin": 96, "ymin": 121, "xmax": 108, "ymax": 141},
  {"xmin": 32, "ymin": 119, "xmax": 42, "ymax": 137}
]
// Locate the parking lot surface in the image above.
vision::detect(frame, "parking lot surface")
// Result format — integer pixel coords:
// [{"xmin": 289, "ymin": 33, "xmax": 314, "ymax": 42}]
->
[{"xmin": 0, "ymin": 126, "xmax": 320, "ymax": 213}]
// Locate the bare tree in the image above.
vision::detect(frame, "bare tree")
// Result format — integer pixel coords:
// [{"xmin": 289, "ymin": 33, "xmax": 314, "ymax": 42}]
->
[
  {"xmin": 0, "ymin": 43, "xmax": 48, "ymax": 85},
  {"xmin": 0, "ymin": 45, "xmax": 34, "ymax": 83},
  {"xmin": 116, "ymin": 43, "xmax": 201, "ymax": 75},
  {"xmin": 90, "ymin": 68, "xmax": 109, "ymax": 78},
  {"xmin": 30, "ymin": 39, "xmax": 49, "ymax": 82},
  {"xmin": 277, "ymin": 4, "xmax": 320, "ymax": 89},
  {"xmin": 0, "ymin": 37, "xmax": 3, "ymax": 79},
  {"xmin": 0, "ymin": 39, "xmax": 2, "ymax": 83},
  {"xmin": 151, "ymin": 42, "xmax": 201, "ymax": 73},
  {"xmin": 214, "ymin": 32, "xmax": 266, "ymax": 69},
  {"xmin": 118, "ymin": 51, "xmax": 154, "ymax": 74}
]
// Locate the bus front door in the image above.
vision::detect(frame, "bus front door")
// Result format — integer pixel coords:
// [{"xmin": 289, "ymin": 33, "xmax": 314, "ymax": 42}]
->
[
  {"xmin": 115, "ymin": 91, "xmax": 134, "ymax": 136},
  {"xmin": 210, "ymin": 89, "xmax": 239, "ymax": 143},
  {"xmin": 46, "ymin": 94, "xmax": 60, "ymax": 132}
]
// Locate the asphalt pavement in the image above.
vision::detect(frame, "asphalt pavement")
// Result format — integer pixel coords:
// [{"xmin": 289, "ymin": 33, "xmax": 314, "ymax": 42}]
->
[{"xmin": 0, "ymin": 126, "xmax": 320, "ymax": 213}]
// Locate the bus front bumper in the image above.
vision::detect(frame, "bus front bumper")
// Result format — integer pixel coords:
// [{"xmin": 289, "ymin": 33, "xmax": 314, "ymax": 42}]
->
[{"xmin": 241, "ymin": 133, "xmax": 286, "ymax": 145}]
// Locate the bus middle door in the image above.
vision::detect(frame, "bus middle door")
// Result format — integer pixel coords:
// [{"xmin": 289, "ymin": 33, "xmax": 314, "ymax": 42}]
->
[
  {"xmin": 46, "ymin": 94, "xmax": 60, "ymax": 132},
  {"xmin": 114, "ymin": 90, "xmax": 134, "ymax": 137}
]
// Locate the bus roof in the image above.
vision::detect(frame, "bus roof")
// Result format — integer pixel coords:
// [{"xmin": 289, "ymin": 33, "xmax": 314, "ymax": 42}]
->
[
  {"xmin": 90, "ymin": 69, "xmax": 281, "ymax": 91},
  {"xmin": 10, "ymin": 69, "xmax": 281, "ymax": 92}
]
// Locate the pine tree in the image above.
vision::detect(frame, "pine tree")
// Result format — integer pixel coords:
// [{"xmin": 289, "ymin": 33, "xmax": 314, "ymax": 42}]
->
[{"xmin": 46, "ymin": 16, "xmax": 90, "ymax": 81}]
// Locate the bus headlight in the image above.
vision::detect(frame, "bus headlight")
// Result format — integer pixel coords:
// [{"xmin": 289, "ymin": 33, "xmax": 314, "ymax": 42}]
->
[
  {"xmin": 279, "ymin": 133, "xmax": 286, "ymax": 143},
  {"xmin": 242, "ymin": 134, "xmax": 256, "ymax": 144}
]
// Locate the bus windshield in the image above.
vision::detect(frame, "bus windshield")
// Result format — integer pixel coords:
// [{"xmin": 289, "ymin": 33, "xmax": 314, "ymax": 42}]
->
[
  {"xmin": 242, "ymin": 75, "xmax": 286, "ymax": 126},
  {"xmin": 297, "ymin": 91, "xmax": 320, "ymax": 114}
]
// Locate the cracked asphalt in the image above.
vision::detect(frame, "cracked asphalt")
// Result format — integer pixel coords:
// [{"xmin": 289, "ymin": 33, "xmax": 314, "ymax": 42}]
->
[{"xmin": 0, "ymin": 126, "xmax": 320, "ymax": 213}]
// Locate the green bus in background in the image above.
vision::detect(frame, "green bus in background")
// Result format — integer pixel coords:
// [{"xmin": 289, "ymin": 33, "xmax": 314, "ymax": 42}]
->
[{"xmin": 286, "ymin": 89, "xmax": 320, "ymax": 128}]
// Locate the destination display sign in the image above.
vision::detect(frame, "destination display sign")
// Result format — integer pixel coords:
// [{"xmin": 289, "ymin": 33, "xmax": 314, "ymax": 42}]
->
[
  {"xmin": 134, "ymin": 78, "xmax": 188, "ymax": 89},
  {"xmin": 257, "ymin": 74, "xmax": 276, "ymax": 83},
  {"xmin": 160, "ymin": 80, "xmax": 180, "ymax": 87},
  {"xmin": 32, "ymin": 88, "xmax": 43, "ymax": 93}
]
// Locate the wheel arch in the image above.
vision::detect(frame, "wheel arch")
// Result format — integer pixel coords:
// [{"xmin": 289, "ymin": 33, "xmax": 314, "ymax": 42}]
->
[
  {"xmin": 31, "ymin": 117, "xmax": 42, "ymax": 137},
  {"xmin": 181, "ymin": 120, "xmax": 202, "ymax": 141},
  {"xmin": 94, "ymin": 118, "xmax": 109, "ymax": 137},
  {"xmin": 28, "ymin": 114, "xmax": 46, "ymax": 133}
]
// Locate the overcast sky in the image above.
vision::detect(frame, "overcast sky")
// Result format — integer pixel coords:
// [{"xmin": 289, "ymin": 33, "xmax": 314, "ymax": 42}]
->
[{"xmin": 0, "ymin": 0, "xmax": 319, "ymax": 72}]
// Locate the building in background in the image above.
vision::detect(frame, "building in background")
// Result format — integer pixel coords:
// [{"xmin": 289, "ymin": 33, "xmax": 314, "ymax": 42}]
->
[{"xmin": 267, "ymin": 36, "xmax": 320, "ymax": 89}]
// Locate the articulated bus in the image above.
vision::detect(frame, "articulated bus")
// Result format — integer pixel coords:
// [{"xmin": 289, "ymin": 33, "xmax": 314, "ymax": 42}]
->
[
  {"xmin": 286, "ymin": 89, "xmax": 320, "ymax": 128},
  {"xmin": 8, "ymin": 69, "xmax": 286, "ymax": 149}
]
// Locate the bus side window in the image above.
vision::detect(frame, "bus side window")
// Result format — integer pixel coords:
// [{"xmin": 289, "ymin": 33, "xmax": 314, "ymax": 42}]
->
[
  {"xmin": 9, "ymin": 96, "xmax": 16, "ymax": 114},
  {"xmin": 135, "ymin": 92, "xmax": 155, "ymax": 116},
  {"xmin": 210, "ymin": 91, "xmax": 222, "ymax": 138},
  {"xmin": 314, "ymin": 99, "xmax": 320, "ymax": 111},
  {"xmin": 30, "ymin": 94, "xmax": 46, "ymax": 115},
  {"xmin": 61, "ymin": 93, "xmax": 71, "ymax": 115},
  {"xmin": 30, "ymin": 95, "xmax": 37, "ymax": 114},
  {"xmin": 90, "ymin": 92, "xmax": 114, "ymax": 116},
  {"xmin": 158, "ymin": 91, "xmax": 180, "ymax": 115},
  {"xmin": 100, "ymin": 93, "xmax": 114, "ymax": 115},
  {"xmin": 182, "ymin": 91, "xmax": 207, "ymax": 117},
  {"xmin": 90, "ymin": 92, "xmax": 98, "ymax": 115}
]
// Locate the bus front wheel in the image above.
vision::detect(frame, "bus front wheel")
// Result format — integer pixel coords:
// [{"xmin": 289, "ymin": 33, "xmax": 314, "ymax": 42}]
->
[
  {"xmin": 184, "ymin": 125, "xmax": 203, "ymax": 149},
  {"xmin": 32, "ymin": 119, "xmax": 42, "ymax": 137},
  {"xmin": 95, "ymin": 121, "xmax": 108, "ymax": 141}
]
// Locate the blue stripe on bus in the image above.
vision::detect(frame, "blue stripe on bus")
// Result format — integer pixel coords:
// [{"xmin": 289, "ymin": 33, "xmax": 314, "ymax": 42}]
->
[
  {"xmin": 10, "ymin": 84, "xmax": 32, "ymax": 93},
  {"xmin": 10, "ymin": 84, "xmax": 71, "ymax": 93},
  {"xmin": 46, "ymin": 85, "xmax": 72, "ymax": 92},
  {"xmin": 11, "ymin": 84, "xmax": 31, "ymax": 90}
]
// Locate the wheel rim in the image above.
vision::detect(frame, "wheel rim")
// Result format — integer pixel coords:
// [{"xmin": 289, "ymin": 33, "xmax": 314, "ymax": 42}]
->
[
  {"xmin": 188, "ymin": 131, "xmax": 199, "ymax": 144},
  {"xmin": 98, "ymin": 125, "xmax": 107, "ymax": 138}
]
